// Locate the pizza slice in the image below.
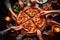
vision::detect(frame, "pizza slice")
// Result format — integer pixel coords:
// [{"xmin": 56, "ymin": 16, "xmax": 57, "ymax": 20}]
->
[
  {"xmin": 32, "ymin": 14, "xmax": 45, "ymax": 28},
  {"xmin": 17, "ymin": 11, "xmax": 30, "ymax": 24},
  {"xmin": 22, "ymin": 20, "xmax": 37, "ymax": 33},
  {"xmin": 26, "ymin": 9, "xmax": 38, "ymax": 17}
]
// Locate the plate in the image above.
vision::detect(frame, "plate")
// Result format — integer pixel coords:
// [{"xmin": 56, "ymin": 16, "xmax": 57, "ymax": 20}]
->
[{"xmin": 36, "ymin": 0, "xmax": 48, "ymax": 4}]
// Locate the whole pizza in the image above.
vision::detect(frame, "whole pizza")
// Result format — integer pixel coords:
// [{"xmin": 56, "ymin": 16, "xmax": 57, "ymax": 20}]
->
[{"xmin": 17, "ymin": 6, "xmax": 46, "ymax": 33}]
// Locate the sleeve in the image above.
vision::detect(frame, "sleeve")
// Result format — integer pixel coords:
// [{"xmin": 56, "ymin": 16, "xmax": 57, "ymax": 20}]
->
[
  {"xmin": 16, "ymin": 34, "xmax": 23, "ymax": 40},
  {"xmin": 0, "ymin": 30, "xmax": 7, "ymax": 35},
  {"xmin": 5, "ymin": 0, "xmax": 11, "ymax": 8}
]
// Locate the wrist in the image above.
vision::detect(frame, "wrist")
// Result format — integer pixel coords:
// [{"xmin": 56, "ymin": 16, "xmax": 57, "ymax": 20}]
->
[
  {"xmin": 5, "ymin": 28, "xmax": 11, "ymax": 32},
  {"xmin": 39, "ymin": 38, "xmax": 43, "ymax": 40},
  {"xmin": 38, "ymin": 36, "xmax": 43, "ymax": 40},
  {"xmin": 9, "ymin": 8, "xmax": 17, "ymax": 16},
  {"xmin": 38, "ymin": 35, "xmax": 42, "ymax": 38}
]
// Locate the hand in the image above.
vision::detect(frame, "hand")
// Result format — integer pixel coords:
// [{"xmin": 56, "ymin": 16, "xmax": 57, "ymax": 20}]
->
[
  {"xmin": 11, "ymin": 25, "xmax": 23, "ymax": 31},
  {"xmin": 11, "ymin": 12, "xmax": 17, "ymax": 21},
  {"xmin": 7, "ymin": 6, "xmax": 17, "ymax": 21},
  {"xmin": 37, "ymin": 29, "xmax": 43, "ymax": 40},
  {"xmin": 18, "ymin": 0, "xmax": 24, "ymax": 8},
  {"xmin": 30, "ymin": 0, "xmax": 36, "ymax": 3},
  {"xmin": 30, "ymin": 0, "xmax": 36, "ymax": 6},
  {"xmin": 37, "ymin": 29, "xmax": 42, "ymax": 37}
]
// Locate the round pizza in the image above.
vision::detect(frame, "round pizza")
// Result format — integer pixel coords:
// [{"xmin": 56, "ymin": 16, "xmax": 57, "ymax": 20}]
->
[{"xmin": 17, "ymin": 6, "xmax": 46, "ymax": 33}]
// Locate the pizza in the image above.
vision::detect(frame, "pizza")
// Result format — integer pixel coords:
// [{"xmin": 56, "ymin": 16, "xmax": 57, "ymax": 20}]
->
[
  {"xmin": 17, "ymin": 11, "xmax": 30, "ymax": 24},
  {"xmin": 17, "ymin": 6, "xmax": 46, "ymax": 33}
]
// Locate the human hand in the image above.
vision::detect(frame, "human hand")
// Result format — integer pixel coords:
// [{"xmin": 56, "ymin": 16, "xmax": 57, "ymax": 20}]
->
[
  {"xmin": 11, "ymin": 25, "xmax": 23, "ymax": 31},
  {"xmin": 18, "ymin": 0, "xmax": 24, "ymax": 8},
  {"xmin": 37, "ymin": 29, "xmax": 42, "ymax": 37},
  {"xmin": 37, "ymin": 29, "xmax": 43, "ymax": 40},
  {"xmin": 30, "ymin": 0, "xmax": 36, "ymax": 6},
  {"xmin": 30, "ymin": 0, "xmax": 36, "ymax": 3},
  {"xmin": 11, "ymin": 12, "xmax": 17, "ymax": 21}
]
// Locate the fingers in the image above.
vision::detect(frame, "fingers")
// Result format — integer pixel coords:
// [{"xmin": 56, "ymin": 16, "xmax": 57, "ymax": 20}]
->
[
  {"xmin": 17, "ymin": 25, "xmax": 23, "ymax": 30},
  {"xmin": 47, "ymin": 19, "xmax": 60, "ymax": 25},
  {"xmin": 18, "ymin": 0, "xmax": 24, "ymax": 8},
  {"xmin": 40, "ymin": 11, "xmax": 47, "ymax": 16},
  {"xmin": 37, "ymin": 29, "xmax": 42, "ymax": 36},
  {"xmin": 12, "ymin": 15, "xmax": 17, "ymax": 21},
  {"xmin": 50, "ymin": 20, "xmax": 60, "ymax": 25},
  {"xmin": 11, "ymin": 12, "xmax": 17, "ymax": 21}
]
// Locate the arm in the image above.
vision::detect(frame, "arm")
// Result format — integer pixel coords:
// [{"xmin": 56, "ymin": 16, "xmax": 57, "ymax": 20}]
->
[
  {"xmin": 0, "ymin": 28, "xmax": 11, "ymax": 35},
  {"xmin": 5, "ymin": 0, "xmax": 17, "ymax": 21},
  {"xmin": 0, "ymin": 25, "xmax": 22, "ymax": 35},
  {"xmin": 47, "ymin": 19, "xmax": 60, "ymax": 25},
  {"xmin": 41, "ymin": 10, "xmax": 60, "ymax": 15},
  {"xmin": 11, "ymin": 25, "xmax": 23, "ymax": 31}
]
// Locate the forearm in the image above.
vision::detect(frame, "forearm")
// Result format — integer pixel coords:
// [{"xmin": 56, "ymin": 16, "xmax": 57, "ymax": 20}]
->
[
  {"xmin": 8, "ymin": 8, "xmax": 15, "ymax": 15},
  {"xmin": 11, "ymin": 26, "xmax": 22, "ymax": 31},
  {"xmin": 5, "ymin": 0, "xmax": 15, "ymax": 15},
  {"xmin": 42, "ymin": 10, "xmax": 60, "ymax": 15},
  {"xmin": 47, "ymin": 10, "xmax": 60, "ymax": 13}
]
